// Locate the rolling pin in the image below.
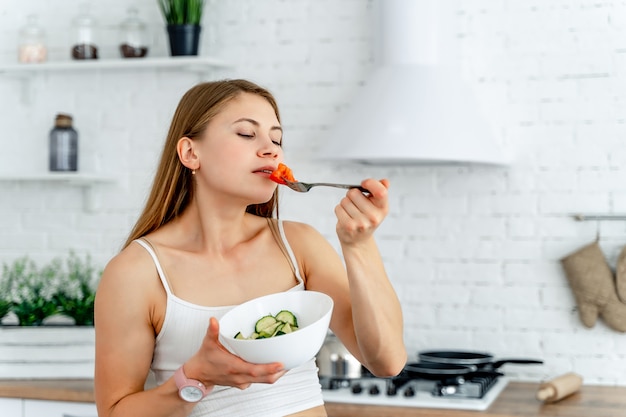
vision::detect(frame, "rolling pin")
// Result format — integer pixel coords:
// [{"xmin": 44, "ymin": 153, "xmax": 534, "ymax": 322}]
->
[{"xmin": 536, "ymin": 372, "xmax": 583, "ymax": 403}]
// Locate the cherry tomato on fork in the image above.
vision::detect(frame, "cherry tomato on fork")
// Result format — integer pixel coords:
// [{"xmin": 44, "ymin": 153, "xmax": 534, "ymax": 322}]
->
[{"xmin": 269, "ymin": 163, "xmax": 296, "ymax": 185}]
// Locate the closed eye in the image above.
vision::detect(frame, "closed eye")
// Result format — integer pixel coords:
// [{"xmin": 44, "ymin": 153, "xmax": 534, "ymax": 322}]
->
[{"xmin": 238, "ymin": 133, "xmax": 254, "ymax": 138}]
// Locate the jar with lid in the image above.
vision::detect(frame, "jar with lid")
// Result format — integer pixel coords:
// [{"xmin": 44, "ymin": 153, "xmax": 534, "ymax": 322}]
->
[
  {"xmin": 18, "ymin": 14, "xmax": 47, "ymax": 63},
  {"xmin": 119, "ymin": 7, "xmax": 149, "ymax": 58},
  {"xmin": 71, "ymin": 4, "xmax": 99, "ymax": 60},
  {"xmin": 49, "ymin": 114, "xmax": 78, "ymax": 172}
]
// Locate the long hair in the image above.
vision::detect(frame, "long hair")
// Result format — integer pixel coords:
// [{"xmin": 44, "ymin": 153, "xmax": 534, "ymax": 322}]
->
[{"xmin": 123, "ymin": 79, "xmax": 281, "ymax": 249}]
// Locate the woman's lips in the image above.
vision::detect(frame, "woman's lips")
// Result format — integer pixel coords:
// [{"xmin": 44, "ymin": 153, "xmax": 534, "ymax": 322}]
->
[{"xmin": 253, "ymin": 168, "xmax": 276, "ymax": 178}]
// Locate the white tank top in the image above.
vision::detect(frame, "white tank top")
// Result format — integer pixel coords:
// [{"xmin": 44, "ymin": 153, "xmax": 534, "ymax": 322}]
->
[{"xmin": 134, "ymin": 220, "xmax": 324, "ymax": 417}]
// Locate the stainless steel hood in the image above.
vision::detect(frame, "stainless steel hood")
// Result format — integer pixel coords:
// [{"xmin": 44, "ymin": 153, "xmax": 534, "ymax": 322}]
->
[{"xmin": 318, "ymin": 0, "xmax": 508, "ymax": 165}]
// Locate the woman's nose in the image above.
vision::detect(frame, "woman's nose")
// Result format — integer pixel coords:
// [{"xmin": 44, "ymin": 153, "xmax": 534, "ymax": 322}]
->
[{"xmin": 258, "ymin": 138, "xmax": 279, "ymax": 157}]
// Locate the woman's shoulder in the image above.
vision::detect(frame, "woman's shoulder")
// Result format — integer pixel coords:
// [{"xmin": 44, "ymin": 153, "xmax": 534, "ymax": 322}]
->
[
  {"xmin": 281, "ymin": 219, "xmax": 321, "ymax": 237},
  {"xmin": 96, "ymin": 240, "xmax": 164, "ymax": 334},
  {"xmin": 100, "ymin": 240, "xmax": 158, "ymax": 287},
  {"xmin": 280, "ymin": 219, "xmax": 334, "ymax": 252}
]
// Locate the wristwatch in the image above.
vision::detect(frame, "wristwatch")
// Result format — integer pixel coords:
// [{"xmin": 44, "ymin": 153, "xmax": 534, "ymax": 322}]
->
[{"xmin": 174, "ymin": 365, "xmax": 212, "ymax": 402}]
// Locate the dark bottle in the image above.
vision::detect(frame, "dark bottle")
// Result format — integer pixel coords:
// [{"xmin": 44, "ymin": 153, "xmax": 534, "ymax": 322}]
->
[{"xmin": 49, "ymin": 113, "xmax": 78, "ymax": 171}]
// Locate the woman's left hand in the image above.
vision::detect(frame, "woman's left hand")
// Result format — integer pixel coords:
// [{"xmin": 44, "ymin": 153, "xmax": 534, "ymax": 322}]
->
[{"xmin": 334, "ymin": 178, "xmax": 389, "ymax": 244}]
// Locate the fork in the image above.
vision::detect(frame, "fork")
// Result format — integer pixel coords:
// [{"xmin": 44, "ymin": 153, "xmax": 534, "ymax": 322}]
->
[{"xmin": 282, "ymin": 179, "xmax": 369, "ymax": 193}]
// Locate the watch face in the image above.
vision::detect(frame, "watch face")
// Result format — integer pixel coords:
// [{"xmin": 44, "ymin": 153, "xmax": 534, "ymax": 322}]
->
[{"xmin": 180, "ymin": 386, "xmax": 204, "ymax": 402}]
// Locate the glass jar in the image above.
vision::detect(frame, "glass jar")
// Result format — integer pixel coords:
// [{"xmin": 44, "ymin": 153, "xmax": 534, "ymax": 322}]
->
[
  {"xmin": 71, "ymin": 5, "xmax": 98, "ymax": 60},
  {"xmin": 119, "ymin": 7, "xmax": 149, "ymax": 58},
  {"xmin": 49, "ymin": 113, "xmax": 78, "ymax": 172},
  {"xmin": 18, "ymin": 14, "xmax": 47, "ymax": 63}
]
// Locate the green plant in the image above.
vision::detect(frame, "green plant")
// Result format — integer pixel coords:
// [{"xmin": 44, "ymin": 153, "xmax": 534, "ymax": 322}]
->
[
  {"xmin": 2, "ymin": 257, "xmax": 59, "ymax": 326},
  {"xmin": 54, "ymin": 252, "xmax": 99, "ymax": 326},
  {"xmin": 158, "ymin": 0, "xmax": 205, "ymax": 25},
  {"xmin": 0, "ymin": 300, "xmax": 10, "ymax": 322},
  {"xmin": 0, "ymin": 252, "xmax": 101, "ymax": 326},
  {"xmin": 0, "ymin": 268, "xmax": 11, "ymax": 322}
]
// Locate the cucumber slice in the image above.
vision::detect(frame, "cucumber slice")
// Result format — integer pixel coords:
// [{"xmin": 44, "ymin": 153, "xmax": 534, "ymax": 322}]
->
[
  {"xmin": 235, "ymin": 309, "xmax": 300, "ymax": 340},
  {"xmin": 277, "ymin": 322, "xmax": 293, "ymax": 335},
  {"xmin": 275, "ymin": 310, "xmax": 298, "ymax": 327},
  {"xmin": 259, "ymin": 321, "xmax": 282, "ymax": 338},
  {"xmin": 255, "ymin": 315, "xmax": 278, "ymax": 333},
  {"xmin": 271, "ymin": 323, "xmax": 285, "ymax": 337}
]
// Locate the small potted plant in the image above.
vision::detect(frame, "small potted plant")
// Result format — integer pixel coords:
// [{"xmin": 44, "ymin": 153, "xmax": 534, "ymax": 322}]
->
[
  {"xmin": 2, "ymin": 257, "xmax": 59, "ymax": 326},
  {"xmin": 0, "ymin": 252, "xmax": 101, "ymax": 326},
  {"xmin": 54, "ymin": 251, "xmax": 99, "ymax": 326},
  {"xmin": 0, "ymin": 253, "xmax": 99, "ymax": 379},
  {"xmin": 158, "ymin": 0, "xmax": 205, "ymax": 56}
]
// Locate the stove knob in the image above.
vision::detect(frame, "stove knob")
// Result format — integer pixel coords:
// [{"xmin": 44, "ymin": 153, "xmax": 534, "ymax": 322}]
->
[
  {"xmin": 403, "ymin": 386, "xmax": 415, "ymax": 397},
  {"xmin": 387, "ymin": 385, "xmax": 397, "ymax": 396},
  {"xmin": 441, "ymin": 385, "xmax": 458, "ymax": 396},
  {"xmin": 369, "ymin": 385, "xmax": 380, "ymax": 395},
  {"xmin": 351, "ymin": 383, "xmax": 363, "ymax": 394}
]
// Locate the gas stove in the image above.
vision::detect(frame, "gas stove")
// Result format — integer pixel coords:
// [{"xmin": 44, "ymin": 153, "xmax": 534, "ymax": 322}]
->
[{"xmin": 321, "ymin": 373, "xmax": 509, "ymax": 410}]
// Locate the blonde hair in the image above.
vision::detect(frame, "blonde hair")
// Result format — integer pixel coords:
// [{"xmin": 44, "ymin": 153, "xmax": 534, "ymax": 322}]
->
[{"xmin": 123, "ymin": 79, "xmax": 281, "ymax": 249}]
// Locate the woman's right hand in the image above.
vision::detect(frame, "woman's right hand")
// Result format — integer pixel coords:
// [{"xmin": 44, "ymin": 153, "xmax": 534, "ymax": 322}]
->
[{"xmin": 184, "ymin": 317, "xmax": 286, "ymax": 390}]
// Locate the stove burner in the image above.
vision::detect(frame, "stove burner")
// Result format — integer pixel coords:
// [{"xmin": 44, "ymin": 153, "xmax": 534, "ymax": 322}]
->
[
  {"xmin": 320, "ymin": 372, "xmax": 509, "ymax": 410},
  {"xmin": 432, "ymin": 372, "xmax": 500, "ymax": 398}
]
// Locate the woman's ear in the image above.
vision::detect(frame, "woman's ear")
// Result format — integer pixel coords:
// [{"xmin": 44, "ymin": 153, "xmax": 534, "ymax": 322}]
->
[{"xmin": 177, "ymin": 137, "xmax": 200, "ymax": 170}]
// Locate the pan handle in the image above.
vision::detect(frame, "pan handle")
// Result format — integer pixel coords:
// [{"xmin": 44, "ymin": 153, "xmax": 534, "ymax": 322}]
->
[{"xmin": 491, "ymin": 359, "xmax": 543, "ymax": 369}]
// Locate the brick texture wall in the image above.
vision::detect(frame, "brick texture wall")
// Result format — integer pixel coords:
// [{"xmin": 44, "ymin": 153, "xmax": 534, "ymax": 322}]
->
[{"xmin": 0, "ymin": 0, "xmax": 625, "ymax": 385}]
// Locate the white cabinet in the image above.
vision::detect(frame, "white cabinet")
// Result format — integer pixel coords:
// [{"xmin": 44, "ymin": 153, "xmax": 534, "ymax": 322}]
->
[
  {"xmin": 0, "ymin": 398, "xmax": 22, "ymax": 417},
  {"xmin": 0, "ymin": 327, "xmax": 95, "ymax": 379},
  {"xmin": 0, "ymin": 398, "xmax": 97, "ymax": 417},
  {"xmin": 24, "ymin": 399, "xmax": 97, "ymax": 417}
]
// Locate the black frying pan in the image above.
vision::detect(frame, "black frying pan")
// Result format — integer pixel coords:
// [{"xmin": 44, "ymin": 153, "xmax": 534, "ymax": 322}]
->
[
  {"xmin": 418, "ymin": 350, "xmax": 543, "ymax": 371},
  {"xmin": 403, "ymin": 362, "xmax": 503, "ymax": 382}
]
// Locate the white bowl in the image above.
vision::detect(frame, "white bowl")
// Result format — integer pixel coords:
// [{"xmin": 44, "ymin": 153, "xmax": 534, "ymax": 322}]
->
[{"xmin": 218, "ymin": 291, "xmax": 334, "ymax": 370}]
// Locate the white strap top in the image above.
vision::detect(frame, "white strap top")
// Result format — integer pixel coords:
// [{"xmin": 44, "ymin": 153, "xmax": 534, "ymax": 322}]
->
[{"xmin": 134, "ymin": 220, "xmax": 323, "ymax": 417}]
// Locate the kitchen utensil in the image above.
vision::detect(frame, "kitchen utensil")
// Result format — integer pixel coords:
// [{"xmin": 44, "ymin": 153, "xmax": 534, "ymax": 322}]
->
[
  {"xmin": 561, "ymin": 240, "xmax": 626, "ymax": 332},
  {"xmin": 316, "ymin": 331, "xmax": 364, "ymax": 379},
  {"xmin": 282, "ymin": 179, "xmax": 368, "ymax": 193},
  {"xmin": 417, "ymin": 350, "xmax": 543, "ymax": 371},
  {"xmin": 536, "ymin": 372, "xmax": 583, "ymax": 403},
  {"xmin": 403, "ymin": 362, "xmax": 503, "ymax": 382}
]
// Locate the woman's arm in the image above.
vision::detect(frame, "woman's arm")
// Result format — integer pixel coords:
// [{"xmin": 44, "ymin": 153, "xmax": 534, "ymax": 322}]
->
[
  {"xmin": 289, "ymin": 178, "xmax": 407, "ymax": 378},
  {"xmin": 94, "ymin": 246, "xmax": 195, "ymax": 417}
]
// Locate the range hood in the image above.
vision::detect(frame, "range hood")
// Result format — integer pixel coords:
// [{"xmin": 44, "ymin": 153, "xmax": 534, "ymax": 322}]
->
[{"xmin": 318, "ymin": 0, "xmax": 508, "ymax": 165}]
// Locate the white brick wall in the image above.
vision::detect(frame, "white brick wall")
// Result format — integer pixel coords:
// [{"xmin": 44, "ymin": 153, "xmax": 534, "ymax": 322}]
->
[{"xmin": 0, "ymin": 0, "xmax": 625, "ymax": 386}]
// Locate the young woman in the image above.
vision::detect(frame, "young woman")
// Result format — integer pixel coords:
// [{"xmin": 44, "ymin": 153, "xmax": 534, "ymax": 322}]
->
[{"xmin": 94, "ymin": 79, "xmax": 406, "ymax": 417}]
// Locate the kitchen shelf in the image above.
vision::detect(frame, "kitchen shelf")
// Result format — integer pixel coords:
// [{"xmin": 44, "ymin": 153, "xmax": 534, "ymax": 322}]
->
[
  {"xmin": 0, "ymin": 56, "xmax": 233, "ymax": 210},
  {"xmin": 572, "ymin": 213, "xmax": 626, "ymax": 221},
  {"xmin": 0, "ymin": 55, "xmax": 233, "ymax": 104},
  {"xmin": 0, "ymin": 55, "xmax": 231, "ymax": 74},
  {"xmin": 0, "ymin": 173, "xmax": 116, "ymax": 212}
]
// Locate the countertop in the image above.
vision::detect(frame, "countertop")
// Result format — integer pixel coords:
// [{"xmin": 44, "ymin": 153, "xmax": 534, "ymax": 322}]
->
[
  {"xmin": 1, "ymin": 379, "xmax": 626, "ymax": 416},
  {"xmin": 325, "ymin": 382, "xmax": 626, "ymax": 417},
  {"xmin": 0, "ymin": 379, "xmax": 94, "ymax": 402}
]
